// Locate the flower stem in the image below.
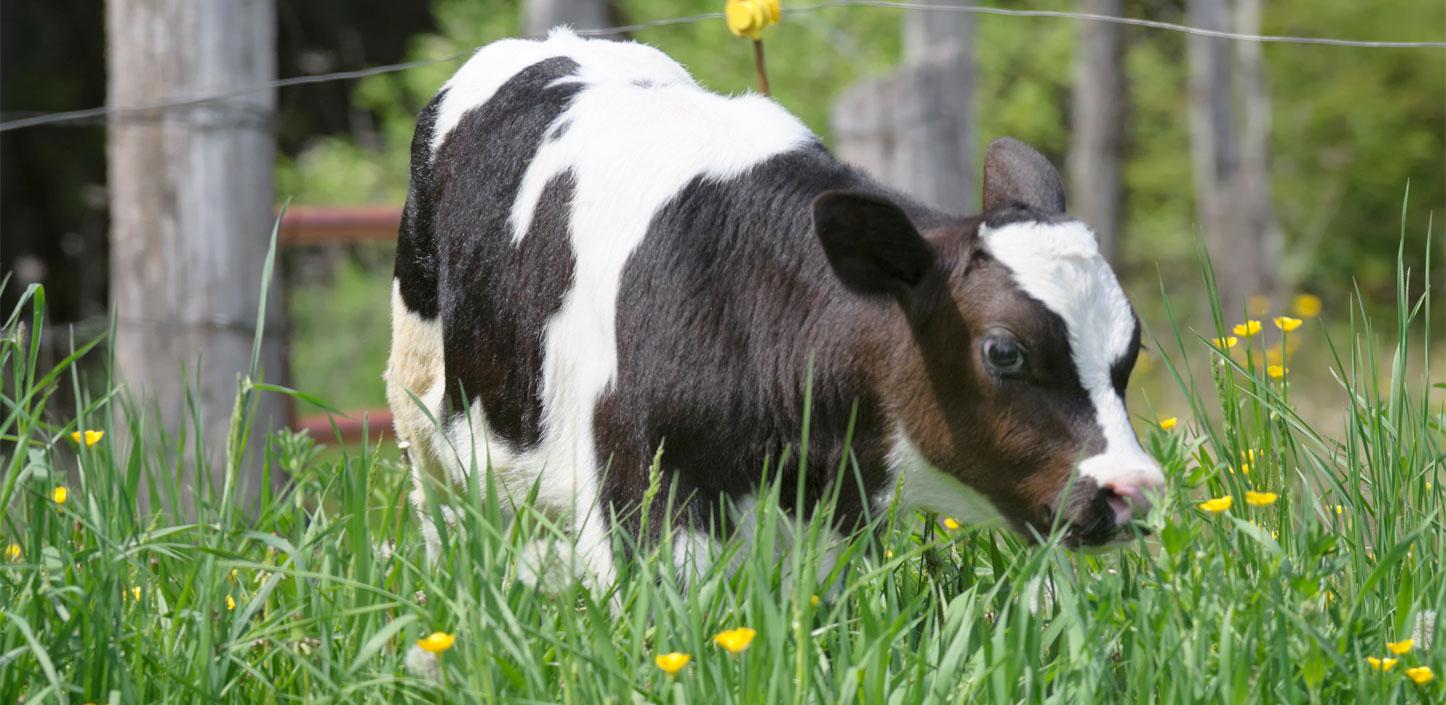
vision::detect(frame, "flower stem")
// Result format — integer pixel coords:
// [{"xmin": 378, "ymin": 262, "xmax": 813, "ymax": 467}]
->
[{"xmin": 753, "ymin": 39, "xmax": 770, "ymax": 96}]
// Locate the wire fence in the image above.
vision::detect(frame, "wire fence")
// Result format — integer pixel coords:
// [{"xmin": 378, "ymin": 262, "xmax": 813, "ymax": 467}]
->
[{"xmin": 2, "ymin": 0, "xmax": 1443, "ymax": 133}]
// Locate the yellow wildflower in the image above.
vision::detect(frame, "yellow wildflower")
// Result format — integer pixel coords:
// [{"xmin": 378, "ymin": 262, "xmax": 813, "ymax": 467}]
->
[
  {"xmin": 1245, "ymin": 490, "xmax": 1277, "ymax": 507},
  {"xmin": 130, "ymin": 586, "xmax": 141, "ymax": 601},
  {"xmin": 1293, "ymin": 293, "xmax": 1322, "ymax": 318},
  {"xmin": 1367, "ymin": 656, "xmax": 1399, "ymax": 671},
  {"xmin": 724, "ymin": 0, "xmax": 781, "ymax": 40},
  {"xmin": 1198, "ymin": 496, "xmax": 1233, "ymax": 513},
  {"xmin": 70, "ymin": 429, "xmax": 104, "ymax": 447},
  {"xmin": 4, "ymin": 543, "xmax": 19, "ymax": 561},
  {"xmin": 1334, "ymin": 504, "xmax": 1344, "ymax": 516},
  {"xmin": 52, "ymin": 486, "xmax": 68, "ymax": 505},
  {"xmin": 1159, "ymin": 417, "xmax": 1178, "ymax": 431},
  {"xmin": 417, "ymin": 632, "xmax": 456, "ymax": 654},
  {"xmin": 1273, "ymin": 316, "xmax": 1303, "ymax": 332},
  {"xmin": 1387, "ymin": 639, "xmax": 1414, "ymax": 655},
  {"xmin": 1266, "ymin": 364, "xmax": 1287, "ymax": 379},
  {"xmin": 1232, "ymin": 320, "xmax": 1263, "ymax": 337},
  {"xmin": 655, "ymin": 651, "xmax": 691, "ymax": 675},
  {"xmin": 713, "ymin": 627, "xmax": 757, "ymax": 655},
  {"xmin": 1405, "ymin": 666, "xmax": 1435, "ymax": 684},
  {"xmin": 810, "ymin": 594, "xmax": 820, "ymax": 607},
  {"xmin": 1239, "ymin": 463, "xmax": 1252, "ymax": 475},
  {"xmin": 225, "ymin": 595, "xmax": 236, "ymax": 611},
  {"xmin": 943, "ymin": 517, "xmax": 961, "ymax": 531},
  {"xmin": 1213, "ymin": 336, "xmax": 1239, "ymax": 349}
]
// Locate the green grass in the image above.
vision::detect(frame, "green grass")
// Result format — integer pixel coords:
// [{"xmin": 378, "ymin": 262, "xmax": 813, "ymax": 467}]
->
[{"xmin": 2, "ymin": 214, "xmax": 1442, "ymax": 704}]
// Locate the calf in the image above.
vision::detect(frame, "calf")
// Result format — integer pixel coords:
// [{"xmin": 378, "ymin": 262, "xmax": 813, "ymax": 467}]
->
[{"xmin": 386, "ymin": 29, "xmax": 1165, "ymax": 584}]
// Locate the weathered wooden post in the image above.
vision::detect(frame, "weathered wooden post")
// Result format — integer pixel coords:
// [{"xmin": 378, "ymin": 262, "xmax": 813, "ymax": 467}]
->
[
  {"xmin": 1068, "ymin": 0, "xmax": 1129, "ymax": 262},
  {"xmin": 1187, "ymin": 0, "xmax": 1281, "ymax": 316},
  {"xmin": 831, "ymin": 1, "xmax": 976, "ymax": 214},
  {"xmin": 107, "ymin": 0, "xmax": 286, "ymax": 510},
  {"xmin": 525, "ymin": 0, "xmax": 611, "ymax": 37}
]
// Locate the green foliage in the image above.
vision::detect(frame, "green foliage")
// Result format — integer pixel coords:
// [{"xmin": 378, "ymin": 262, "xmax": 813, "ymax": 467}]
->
[{"xmin": 2, "ymin": 216, "xmax": 1444, "ymax": 703}]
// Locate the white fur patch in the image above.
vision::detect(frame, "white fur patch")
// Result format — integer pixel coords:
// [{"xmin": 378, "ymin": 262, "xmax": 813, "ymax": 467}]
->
[
  {"xmin": 979, "ymin": 220, "xmax": 1164, "ymax": 491},
  {"xmin": 884, "ymin": 432, "xmax": 1007, "ymax": 527},
  {"xmin": 431, "ymin": 28, "xmax": 697, "ymax": 157},
  {"xmin": 425, "ymin": 29, "xmax": 813, "ymax": 587}
]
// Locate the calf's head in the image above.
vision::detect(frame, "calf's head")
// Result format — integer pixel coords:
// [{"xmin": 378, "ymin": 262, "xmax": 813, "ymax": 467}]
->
[{"xmin": 814, "ymin": 137, "xmax": 1165, "ymax": 547}]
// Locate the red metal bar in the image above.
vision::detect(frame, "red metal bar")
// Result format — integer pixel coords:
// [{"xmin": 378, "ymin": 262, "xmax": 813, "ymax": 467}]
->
[
  {"xmin": 277, "ymin": 206, "xmax": 403, "ymax": 440},
  {"xmin": 294, "ymin": 408, "xmax": 395, "ymax": 444},
  {"xmin": 278, "ymin": 205, "xmax": 402, "ymax": 246}
]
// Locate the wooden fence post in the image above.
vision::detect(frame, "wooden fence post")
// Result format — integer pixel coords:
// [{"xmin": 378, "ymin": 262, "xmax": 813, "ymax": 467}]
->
[
  {"xmin": 832, "ymin": 1, "xmax": 976, "ymax": 214},
  {"xmin": 107, "ymin": 0, "xmax": 287, "ymax": 511}
]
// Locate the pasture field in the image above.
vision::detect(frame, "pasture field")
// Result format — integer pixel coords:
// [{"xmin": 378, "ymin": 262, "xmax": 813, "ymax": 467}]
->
[{"xmin": 0, "ymin": 223, "xmax": 1441, "ymax": 704}]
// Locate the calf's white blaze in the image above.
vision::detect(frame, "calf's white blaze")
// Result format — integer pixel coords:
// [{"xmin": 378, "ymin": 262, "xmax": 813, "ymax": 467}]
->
[
  {"xmin": 428, "ymin": 29, "xmax": 813, "ymax": 584},
  {"xmin": 979, "ymin": 221, "xmax": 1164, "ymax": 493}
]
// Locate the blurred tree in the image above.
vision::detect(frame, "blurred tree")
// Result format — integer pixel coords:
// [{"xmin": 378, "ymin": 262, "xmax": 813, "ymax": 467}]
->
[{"xmin": 1068, "ymin": 0, "xmax": 1130, "ymax": 262}]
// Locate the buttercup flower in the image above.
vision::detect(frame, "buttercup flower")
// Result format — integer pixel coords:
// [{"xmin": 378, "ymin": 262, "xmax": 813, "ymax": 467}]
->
[
  {"xmin": 943, "ymin": 517, "xmax": 961, "ymax": 531},
  {"xmin": 130, "ymin": 586, "xmax": 141, "ymax": 601},
  {"xmin": 226, "ymin": 595, "xmax": 236, "ymax": 611},
  {"xmin": 1245, "ymin": 491, "xmax": 1278, "ymax": 507},
  {"xmin": 1405, "ymin": 666, "xmax": 1434, "ymax": 684},
  {"xmin": 713, "ymin": 627, "xmax": 757, "ymax": 655},
  {"xmin": 1198, "ymin": 496, "xmax": 1233, "ymax": 513},
  {"xmin": 655, "ymin": 651, "xmax": 691, "ymax": 675},
  {"xmin": 1367, "ymin": 656, "xmax": 1399, "ymax": 671},
  {"xmin": 70, "ymin": 429, "xmax": 104, "ymax": 447},
  {"xmin": 810, "ymin": 594, "xmax": 821, "ymax": 607},
  {"xmin": 52, "ymin": 486, "xmax": 68, "ymax": 505},
  {"xmin": 1159, "ymin": 417, "xmax": 1178, "ymax": 431},
  {"xmin": 1213, "ymin": 336, "xmax": 1239, "ymax": 349},
  {"xmin": 1334, "ymin": 504, "xmax": 1344, "ymax": 516},
  {"xmin": 724, "ymin": 0, "xmax": 781, "ymax": 40},
  {"xmin": 417, "ymin": 632, "xmax": 456, "ymax": 654},
  {"xmin": 1293, "ymin": 293, "xmax": 1322, "ymax": 318},
  {"xmin": 1232, "ymin": 320, "xmax": 1263, "ymax": 337},
  {"xmin": 1266, "ymin": 365, "xmax": 1288, "ymax": 379},
  {"xmin": 5, "ymin": 543, "xmax": 19, "ymax": 561},
  {"xmin": 1273, "ymin": 316, "xmax": 1302, "ymax": 332},
  {"xmin": 1387, "ymin": 638, "xmax": 1414, "ymax": 655}
]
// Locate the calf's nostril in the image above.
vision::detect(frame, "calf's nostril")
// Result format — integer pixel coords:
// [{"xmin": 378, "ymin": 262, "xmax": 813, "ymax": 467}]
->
[{"xmin": 1101, "ymin": 481, "xmax": 1153, "ymax": 525}]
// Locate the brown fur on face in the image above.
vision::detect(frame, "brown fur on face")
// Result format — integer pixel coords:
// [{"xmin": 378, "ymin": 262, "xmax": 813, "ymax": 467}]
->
[{"xmin": 876, "ymin": 223, "xmax": 1109, "ymax": 540}]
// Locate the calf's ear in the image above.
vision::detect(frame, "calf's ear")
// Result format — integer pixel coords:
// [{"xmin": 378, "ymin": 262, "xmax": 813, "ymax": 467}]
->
[
  {"xmin": 981, "ymin": 137, "xmax": 1066, "ymax": 213},
  {"xmin": 812, "ymin": 191, "xmax": 935, "ymax": 297}
]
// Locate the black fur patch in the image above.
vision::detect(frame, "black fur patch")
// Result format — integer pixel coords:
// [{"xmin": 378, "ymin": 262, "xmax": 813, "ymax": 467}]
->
[
  {"xmin": 433, "ymin": 56, "xmax": 583, "ymax": 449},
  {"xmin": 594, "ymin": 144, "xmax": 909, "ymax": 546},
  {"xmin": 394, "ymin": 88, "xmax": 447, "ymax": 319}
]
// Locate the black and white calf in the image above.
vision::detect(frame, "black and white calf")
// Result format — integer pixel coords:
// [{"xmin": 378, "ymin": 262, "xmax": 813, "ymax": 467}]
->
[{"xmin": 386, "ymin": 30, "xmax": 1165, "ymax": 583}]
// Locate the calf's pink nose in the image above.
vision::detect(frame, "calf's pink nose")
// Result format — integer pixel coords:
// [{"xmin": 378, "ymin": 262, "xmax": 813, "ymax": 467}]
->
[{"xmin": 1102, "ymin": 477, "xmax": 1162, "ymax": 525}]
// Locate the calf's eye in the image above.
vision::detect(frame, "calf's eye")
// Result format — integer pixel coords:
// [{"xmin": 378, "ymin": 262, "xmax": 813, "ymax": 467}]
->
[{"xmin": 983, "ymin": 333, "xmax": 1025, "ymax": 374}]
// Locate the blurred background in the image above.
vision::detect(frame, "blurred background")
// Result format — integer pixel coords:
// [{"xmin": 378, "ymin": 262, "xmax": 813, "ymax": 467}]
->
[{"xmin": 1, "ymin": 0, "xmax": 1443, "ymax": 464}]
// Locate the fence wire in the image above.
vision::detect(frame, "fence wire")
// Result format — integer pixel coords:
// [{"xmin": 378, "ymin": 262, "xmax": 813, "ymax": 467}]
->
[{"xmin": 2, "ymin": 0, "xmax": 1443, "ymax": 133}]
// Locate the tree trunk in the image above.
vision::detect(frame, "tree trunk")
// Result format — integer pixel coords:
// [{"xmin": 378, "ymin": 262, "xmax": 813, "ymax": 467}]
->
[
  {"xmin": 1187, "ymin": 0, "xmax": 1278, "ymax": 317},
  {"xmin": 107, "ymin": 0, "xmax": 286, "ymax": 512},
  {"xmin": 833, "ymin": 0, "xmax": 975, "ymax": 214},
  {"xmin": 524, "ymin": 0, "xmax": 611, "ymax": 37},
  {"xmin": 1068, "ymin": 0, "xmax": 1129, "ymax": 262}
]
